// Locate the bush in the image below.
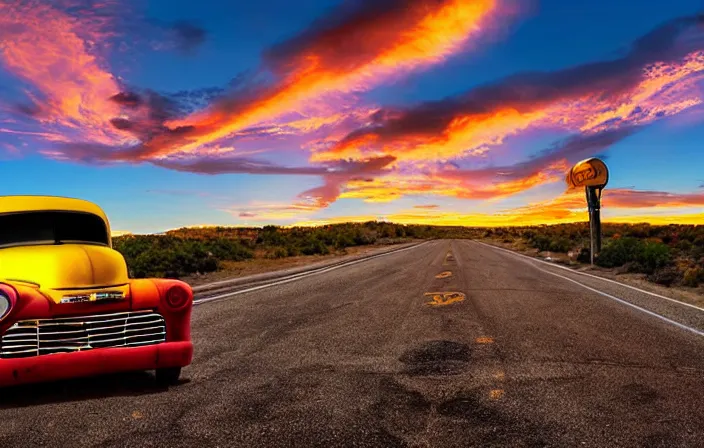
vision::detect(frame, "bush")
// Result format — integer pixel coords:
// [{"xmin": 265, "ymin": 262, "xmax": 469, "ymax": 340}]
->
[
  {"xmin": 615, "ymin": 261, "xmax": 646, "ymax": 275},
  {"xmin": 647, "ymin": 266, "xmax": 680, "ymax": 287},
  {"xmin": 596, "ymin": 238, "xmax": 644, "ymax": 268},
  {"xmin": 597, "ymin": 238, "xmax": 671, "ymax": 273},
  {"xmin": 683, "ymin": 267, "xmax": 704, "ymax": 287},
  {"xmin": 530, "ymin": 235, "xmax": 552, "ymax": 252},
  {"xmin": 266, "ymin": 247, "xmax": 289, "ymax": 259},
  {"xmin": 202, "ymin": 238, "xmax": 254, "ymax": 261},
  {"xmin": 637, "ymin": 242, "xmax": 671, "ymax": 273},
  {"xmin": 301, "ymin": 239, "xmax": 329, "ymax": 256},
  {"xmin": 577, "ymin": 247, "xmax": 591, "ymax": 263},
  {"xmin": 548, "ymin": 238, "xmax": 573, "ymax": 253}
]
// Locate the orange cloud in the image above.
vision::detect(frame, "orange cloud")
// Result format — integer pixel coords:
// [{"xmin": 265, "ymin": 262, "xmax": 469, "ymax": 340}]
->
[
  {"xmin": 139, "ymin": 0, "xmax": 502, "ymax": 157},
  {"xmin": 317, "ymin": 16, "xmax": 704, "ymax": 163},
  {"xmin": 500, "ymin": 188, "xmax": 704, "ymax": 223},
  {"xmin": 225, "ymin": 202, "xmax": 322, "ymax": 222},
  {"xmin": 0, "ymin": 1, "xmax": 124, "ymax": 144},
  {"xmin": 335, "ymin": 159, "xmax": 569, "ymax": 204},
  {"xmin": 291, "ymin": 192, "xmax": 704, "ymax": 228},
  {"xmin": 604, "ymin": 188, "xmax": 704, "ymax": 208}
]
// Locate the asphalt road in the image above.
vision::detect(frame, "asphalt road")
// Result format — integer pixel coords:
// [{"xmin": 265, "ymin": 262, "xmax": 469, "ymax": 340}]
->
[{"xmin": 1, "ymin": 240, "xmax": 703, "ymax": 447}]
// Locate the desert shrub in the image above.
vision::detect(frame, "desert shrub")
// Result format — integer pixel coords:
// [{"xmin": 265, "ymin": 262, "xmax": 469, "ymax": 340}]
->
[
  {"xmin": 596, "ymin": 238, "xmax": 671, "ymax": 273},
  {"xmin": 286, "ymin": 246, "xmax": 301, "ymax": 257},
  {"xmin": 683, "ymin": 267, "xmax": 704, "ymax": 287},
  {"xmin": 301, "ymin": 238, "xmax": 329, "ymax": 256},
  {"xmin": 257, "ymin": 225, "xmax": 286, "ymax": 246},
  {"xmin": 548, "ymin": 238, "xmax": 573, "ymax": 253},
  {"xmin": 530, "ymin": 235, "xmax": 552, "ymax": 252},
  {"xmin": 266, "ymin": 247, "xmax": 289, "ymax": 259},
  {"xmin": 596, "ymin": 238, "xmax": 644, "ymax": 268},
  {"xmin": 675, "ymin": 240, "xmax": 693, "ymax": 253},
  {"xmin": 334, "ymin": 233, "xmax": 356, "ymax": 249},
  {"xmin": 637, "ymin": 242, "xmax": 672, "ymax": 273},
  {"xmin": 615, "ymin": 261, "xmax": 646, "ymax": 275},
  {"xmin": 202, "ymin": 238, "xmax": 254, "ymax": 261},
  {"xmin": 115, "ymin": 236, "xmax": 219, "ymax": 279},
  {"xmin": 577, "ymin": 247, "xmax": 591, "ymax": 263},
  {"xmin": 647, "ymin": 266, "xmax": 680, "ymax": 287}
]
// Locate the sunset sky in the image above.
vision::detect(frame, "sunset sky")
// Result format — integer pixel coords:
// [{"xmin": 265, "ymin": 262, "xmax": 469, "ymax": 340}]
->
[{"xmin": 1, "ymin": 0, "xmax": 703, "ymax": 234}]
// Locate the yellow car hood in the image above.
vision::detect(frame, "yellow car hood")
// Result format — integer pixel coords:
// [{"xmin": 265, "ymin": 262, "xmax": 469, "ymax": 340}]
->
[{"xmin": 0, "ymin": 244, "xmax": 129, "ymax": 300}]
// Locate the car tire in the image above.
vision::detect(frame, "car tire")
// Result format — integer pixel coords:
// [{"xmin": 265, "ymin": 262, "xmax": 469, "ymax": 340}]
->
[{"xmin": 155, "ymin": 367, "xmax": 182, "ymax": 386}]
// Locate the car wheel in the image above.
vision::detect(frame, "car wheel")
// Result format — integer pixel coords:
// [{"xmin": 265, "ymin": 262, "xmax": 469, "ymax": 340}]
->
[{"xmin": 155, "ymin": 367, "xmax": 182, "ymax": 386}]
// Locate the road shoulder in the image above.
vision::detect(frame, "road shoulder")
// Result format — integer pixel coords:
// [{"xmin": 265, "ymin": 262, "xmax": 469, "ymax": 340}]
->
[{"xmin": 474, "ymin": 239, "xmax": 704, "ymax": 309}]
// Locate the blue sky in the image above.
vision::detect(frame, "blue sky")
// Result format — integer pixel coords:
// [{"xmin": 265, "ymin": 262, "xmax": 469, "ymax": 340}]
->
[{"xmin": 0, "ymin": 0, "xmax": 703, "ymax": 233}]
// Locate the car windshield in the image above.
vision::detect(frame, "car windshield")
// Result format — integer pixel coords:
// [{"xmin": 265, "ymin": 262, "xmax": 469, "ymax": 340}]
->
[{"xmin": 0, "ymin": 211, "xmax": 109, "ymax": 248}]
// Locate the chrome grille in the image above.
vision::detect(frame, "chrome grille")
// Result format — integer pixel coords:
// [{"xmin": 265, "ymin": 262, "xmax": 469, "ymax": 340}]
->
[{"xmin": 0, "ymin": 310, "xmax": 166, "ymax": 359}]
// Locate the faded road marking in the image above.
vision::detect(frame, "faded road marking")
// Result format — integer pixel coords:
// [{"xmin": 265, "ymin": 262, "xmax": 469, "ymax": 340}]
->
[
  {"xmin": 443, "ymin": 251, "xmax": 455, "ymax": 266},
  {"xmin": 425, "ymin": 292, "xmax": 465, "ymax": 307},
  {"xmin": 435, "ymin": 271, "xmax": 453, "ymax": 279},
  {"xmin": 131, "ymin": 411, "xmax": 144, "ymax": 419},
  {"xmin": 493, "ymin": 371, "xmax": 505, "ymax": 380},
  {"xmin": 489, "ymin": 389, "xmax": 505, "ymax": 400},
  {"xmin": 475, "ymin": 337, "xmax": 494, "ymax": 344}
]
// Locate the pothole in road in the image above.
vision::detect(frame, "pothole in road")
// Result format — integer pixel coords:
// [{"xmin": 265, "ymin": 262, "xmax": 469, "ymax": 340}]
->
[
  {"xmin": 399, "ymin": 340, "xmax": 470, "ymax": 376},
  {"xmin": 436, "ymin": 391, "xmax": 503, "ymax": 423}
]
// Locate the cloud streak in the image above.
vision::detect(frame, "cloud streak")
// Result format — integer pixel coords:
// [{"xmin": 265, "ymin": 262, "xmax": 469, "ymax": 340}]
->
[
  {"xmin": 0, "ymin": 0, "xmax": 125, "ymax": 144},
  {"xmin": 314, "ymin": 14, "xmax": 704, "ymax": 163},
  {"xmin": 137, "ymin": 0, "xmax": 503, "ymax": 157},
  {"xmin": 289, "ymin": 187, "xmax": 704, "ymax": 227}
]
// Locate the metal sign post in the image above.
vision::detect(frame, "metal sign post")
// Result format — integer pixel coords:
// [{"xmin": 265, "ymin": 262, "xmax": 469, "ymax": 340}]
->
[
  {"xmin": 585, "ymin": 186, "xmax": 603, "ymax": 265},
  {"xmin": 566, "ymin": 158, "xmax": 609, "ymax": 266}
]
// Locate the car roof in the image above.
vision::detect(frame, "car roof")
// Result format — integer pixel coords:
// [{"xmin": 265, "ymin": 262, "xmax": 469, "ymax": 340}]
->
[{"xmin": 0, "ymin": 195, "xmax": 112, "ymax": 237}]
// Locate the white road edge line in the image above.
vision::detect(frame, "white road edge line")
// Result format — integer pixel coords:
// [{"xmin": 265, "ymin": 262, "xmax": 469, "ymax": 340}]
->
[
  {"xmin": 473, "ymin": 240, "xmax": 704, "ymax": 313},
  {"xmin": 534, "ymin": 265, "xmax": 704, "ymax": 338},
  {"xmin": 193, "ymin": 241, "xmax": 431, "ymax": 305},
  {"xmin": 472, "ymin": 240, "xmax": 704, "ymax": 338}
]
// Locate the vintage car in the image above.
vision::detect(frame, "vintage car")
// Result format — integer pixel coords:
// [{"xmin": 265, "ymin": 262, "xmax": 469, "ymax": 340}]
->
[{"xmin": 0, "ymin": 195, "xmax": 193, "ymax": 387}]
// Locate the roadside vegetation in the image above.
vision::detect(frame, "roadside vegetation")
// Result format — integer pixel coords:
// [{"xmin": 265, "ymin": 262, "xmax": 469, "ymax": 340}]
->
[
  {"xmin": 478, "ymin": 223, "xmax": 704, "ymax": 288},
  {"xmin": 113, "ymin": 222, "xmax": 703, "ymax": 289},
  {"xmin": 113, "ymin": 222, "xmax": 444, "ymax": 279}
]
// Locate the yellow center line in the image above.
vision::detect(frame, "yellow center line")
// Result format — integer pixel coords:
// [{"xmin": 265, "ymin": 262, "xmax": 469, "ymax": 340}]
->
[
  {"xmin": 475, "ymin": 337, "xmax": 494, "ymax": 344},
  {"xmin": 489, "ymin": 389, "xmax": 505, "ymax": 400},
  {"xmin": 435, "ymin": 271, "xmax": 453, "ymax": 279}
]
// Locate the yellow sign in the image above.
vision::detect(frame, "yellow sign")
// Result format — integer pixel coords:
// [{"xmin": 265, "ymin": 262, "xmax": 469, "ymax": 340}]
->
[{"xmin": 566, "ymin": 158, "xmax": 609, "ymax": 189}]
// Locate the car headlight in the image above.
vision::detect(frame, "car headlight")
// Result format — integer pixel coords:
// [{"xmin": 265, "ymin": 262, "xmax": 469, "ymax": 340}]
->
[
  {"xmin": 0, "ymin": 284, "xmax": 17, "ymax": 321},
  {"xmin": 0, "ymin": 292, "xmax": 10, "ymax": 319}
]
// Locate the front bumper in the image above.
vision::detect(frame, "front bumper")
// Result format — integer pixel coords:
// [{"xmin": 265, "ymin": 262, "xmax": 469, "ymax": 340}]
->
[{"xmin": 0, "ymin": 341, "xmax": 193, "ymax": 387}]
